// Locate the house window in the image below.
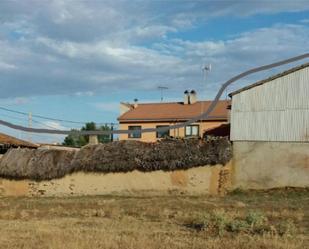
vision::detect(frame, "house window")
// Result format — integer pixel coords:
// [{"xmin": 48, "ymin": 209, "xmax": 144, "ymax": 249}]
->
[
  {"xmin": 128, "ymin": 126, "xmax": 141, "ymax": 138},
  {"xmin": 185, "ymin": 125, "xmax": 199, "ymax": 137},
  {"xmin": 156, "ymin": 125, "xmax": 169, "ymax": 138}
]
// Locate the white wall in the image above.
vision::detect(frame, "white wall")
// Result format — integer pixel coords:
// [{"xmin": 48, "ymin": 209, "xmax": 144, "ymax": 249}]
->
[{"xmin": 231, "ymin": 66, "xmax": 309, "ymax": 142}]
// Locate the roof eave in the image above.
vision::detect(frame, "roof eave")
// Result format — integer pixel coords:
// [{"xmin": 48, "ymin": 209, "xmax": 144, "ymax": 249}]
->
[
  {"xmin": 228, "ymin": 62, "xmax": 309, "ymax": 97},
  {"xmin": 118, "ymin": 117, "xmax": 228, "ymax": 123}
]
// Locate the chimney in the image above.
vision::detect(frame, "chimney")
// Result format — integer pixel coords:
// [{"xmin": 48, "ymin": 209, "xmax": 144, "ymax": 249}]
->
[
  {"xmin": 133, "ymin": 98, "xmax": 138, "ymax": 108},
  {"xmin": 189, "ymin": 90, "xmax": 197, "ymax": 104},
  {"xmin": 184, "ymin": 90, "xmax": 190, "ymax": 104}
]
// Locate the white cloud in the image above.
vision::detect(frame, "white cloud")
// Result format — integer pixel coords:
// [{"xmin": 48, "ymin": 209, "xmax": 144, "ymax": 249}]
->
[
  {"xmin": 74, "ymin": 91, "xmax": 94, "ymax": 97},
  {"xmin": 0, "ymin": 1, "xmax": 308, "ymax": 100},
  {"xmin": 39, "ymin": 121, "xmax": 68, "ymax": 131},
  {"xmin": 94, "ymin": 102, "xmax": 120, "ymax": 113},
  {"xmin": 0, "ymin": 61, "xmax": 17, "ymax": 71},
  {"xmin": 0, "ymin": 97, "xmax": 32, "ymax": 105}
]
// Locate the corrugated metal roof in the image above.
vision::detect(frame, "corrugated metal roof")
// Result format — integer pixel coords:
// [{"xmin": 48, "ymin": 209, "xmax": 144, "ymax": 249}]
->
[
  {"xmin": 229, "ymin": 62, "xmax": 309, "ymax": 97},
  {"xmin": 230, "ymin": 64, "xmax": 309, "ymax": 142},
  {"xmin": 118, "ymin": 100, "xmax": 230, "ymax": 122}
]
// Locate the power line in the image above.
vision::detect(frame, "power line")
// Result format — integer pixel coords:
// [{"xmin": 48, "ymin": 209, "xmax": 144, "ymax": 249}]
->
[
  {"xmin": 0, "ymin": 112, "xmax": 27, "ymax": 123},
  {"xmin": 0, "ymin": 106, "xmax": 117, "ymax": 125},
  {"xmin": 31, "ymin": 119, "xmax": 62, "ymax": 130},
  {"xmin": 0, "ymin": 53, "xmax": 307, "ymax": 135},
  {"xmin": 0, "ymin": 106, "xmax": 85, "ymax": 124}
]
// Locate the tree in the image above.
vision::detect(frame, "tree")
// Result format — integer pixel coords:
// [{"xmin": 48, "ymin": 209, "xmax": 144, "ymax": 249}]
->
[
  {"xmin": 98, "ymin": 124, "xmax": 113, "ymax": 143},
  {"xmin": 62, "ymin": 122, "xmax": 112, "ymax": 147}
]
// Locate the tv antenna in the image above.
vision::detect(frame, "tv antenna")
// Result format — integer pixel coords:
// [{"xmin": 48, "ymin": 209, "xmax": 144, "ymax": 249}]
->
[
  {"xmin": 201, "ymin": 63, "xmax": 212, "ymax": 115},
  {"xmin": 158, "ymin": 86, "xmax": 168, "ymax": 102},
  {"xmin": 203, "ymin": 64, "xmax": 211, "ymax": 75}
]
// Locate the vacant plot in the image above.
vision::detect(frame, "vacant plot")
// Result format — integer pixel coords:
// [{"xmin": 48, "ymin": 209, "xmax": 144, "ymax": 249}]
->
[{"xmin": 0, "ymin": 188, "xmax": 308, "ymax": 249}]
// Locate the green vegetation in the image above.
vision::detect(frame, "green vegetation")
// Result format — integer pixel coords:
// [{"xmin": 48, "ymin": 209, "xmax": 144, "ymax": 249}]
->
[
  {"xmin": 62, "ymin": 122, "xmax": 112, "ymax": 147},
  {"xmin": 187, "ymin": 210, "xmax": 292, "ymax": 236}
]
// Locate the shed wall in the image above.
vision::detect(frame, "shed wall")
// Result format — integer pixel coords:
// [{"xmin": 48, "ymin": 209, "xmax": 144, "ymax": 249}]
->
[
  {"xmin": 231, "ymin": 66, "xmax": 309, "ymax": 141},
  {"xmin": 232, "ymin": 141, "xmax": 309, "ymax": 189}
]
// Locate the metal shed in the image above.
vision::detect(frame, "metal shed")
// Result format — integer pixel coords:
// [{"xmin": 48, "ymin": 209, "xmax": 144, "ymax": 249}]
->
[
  {"xmin": 229, "ymin": 63, "xmax": 309, "ymax": 142},
  {"xmin": 228, "ymin": 62, "xmax": 309, "ymax": 190}
]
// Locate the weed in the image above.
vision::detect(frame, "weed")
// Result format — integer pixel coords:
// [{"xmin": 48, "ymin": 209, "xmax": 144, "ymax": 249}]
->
[
  {"xmin": 245, "ymin": 211, "xmax": 266, "ymax": 227},
  {"xmin": 227, "ymin": 219, "xmax": 250, "ymax": 233},
  {"xmin": 277, "ymin": 219, "xmax": 297, "ymax": 237}
]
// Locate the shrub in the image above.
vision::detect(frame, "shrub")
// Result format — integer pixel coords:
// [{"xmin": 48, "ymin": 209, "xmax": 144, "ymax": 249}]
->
[
  {"xmin": 184, "ymin": 210, "xmax": 294, "ymax": 237},
  {"xmin": 211, "ymin": 210, "xmax": 230, "ymax": 236},
  {"xmin": 227, "ymin": 219, "xmax": 250, "ymax": 233},
  {"xmin": 245, "ymin": 211, "xmax": 266, "ymax": 226}
]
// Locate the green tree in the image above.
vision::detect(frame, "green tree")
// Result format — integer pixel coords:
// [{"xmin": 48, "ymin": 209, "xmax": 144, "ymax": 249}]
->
[
  {"xmin": 62, "ymin": 122, "xmax": 112, "ymax": 147},
  {"xmin": 98, "ymin": 124, "xmax": 113, "ymax": 143}
]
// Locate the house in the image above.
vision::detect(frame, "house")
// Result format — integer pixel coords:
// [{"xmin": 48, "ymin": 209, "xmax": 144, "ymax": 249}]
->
[
  {"xmin": 0, "ymin": 132, "xmax": 38, "ymax": 154},
  {"xmin": 228, "ymin": 62, "xmax": 309, "ymax": 189},
  {"xmin": 118, "ymin": 91, "xmax": 230, "ymax": 142}
]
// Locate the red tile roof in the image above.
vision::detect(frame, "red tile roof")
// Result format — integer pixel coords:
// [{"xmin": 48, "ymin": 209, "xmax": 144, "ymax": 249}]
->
[
  {"xmin": 118, "ymin": 100, "xmax": 230, "ymax": 122},
  {"xmin": 0, "ymin": 133, "xmax": 38, "ymax": 148}
]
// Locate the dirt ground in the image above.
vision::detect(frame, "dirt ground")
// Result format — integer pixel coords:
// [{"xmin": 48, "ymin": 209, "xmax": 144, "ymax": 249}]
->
[{"xmin": 0, "ymin": 188, "xmax": 308, "ymax": 249}]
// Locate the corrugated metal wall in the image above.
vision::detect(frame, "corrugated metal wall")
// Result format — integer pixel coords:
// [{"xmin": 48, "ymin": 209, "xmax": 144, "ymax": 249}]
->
[{"xmin": 231, "ymin": 66, "xmax": 309, "ymax": 142}]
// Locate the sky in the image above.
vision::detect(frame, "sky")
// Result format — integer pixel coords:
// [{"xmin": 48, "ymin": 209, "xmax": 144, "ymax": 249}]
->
[{"xmin": 0, "ymin": 0, "xmax": 308, "ymax": 143}]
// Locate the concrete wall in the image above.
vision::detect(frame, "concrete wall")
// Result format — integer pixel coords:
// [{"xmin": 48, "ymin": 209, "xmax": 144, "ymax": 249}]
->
[
  {"xmin": 232, "ymin": 141, "xmax": 309, "ymax": 189},
  {"xmin": 119, "ymin": 121, "xmax": 226, "ymax": 142},
  {"xmin": 0, "ymin": 163, "xmax": 231, "ymax": 197}
]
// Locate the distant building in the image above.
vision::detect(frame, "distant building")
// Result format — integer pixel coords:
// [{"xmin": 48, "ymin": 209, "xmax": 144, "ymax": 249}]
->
[
  {"xmin": 118, "ymin": 91, "xmax": 230, "ymax": 142},
  {"xmin": 0, "ymin": 132, "xmax": 38, "ymax": 154},
  {"xmin": 229, "ymin": 62, "xmax": 309, "ymax": 189}
]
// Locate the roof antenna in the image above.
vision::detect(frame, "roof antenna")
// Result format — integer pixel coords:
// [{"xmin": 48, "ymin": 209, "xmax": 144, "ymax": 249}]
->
[
  {"xmin": 201, "ymin": 64, "xmax": 212, "ymax": 116},
  {"xmin": 203, "ymin": 64, "xmax": 211, "ymax": 77},
  {"xmin": 158, "ymin": 86, "xmax": 168, "ymax": 102}
]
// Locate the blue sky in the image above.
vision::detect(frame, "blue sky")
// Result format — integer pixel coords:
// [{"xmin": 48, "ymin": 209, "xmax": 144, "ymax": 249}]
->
[{"xmin": 0, "ymin": 0, "xmax": 308, "ymax": 143}]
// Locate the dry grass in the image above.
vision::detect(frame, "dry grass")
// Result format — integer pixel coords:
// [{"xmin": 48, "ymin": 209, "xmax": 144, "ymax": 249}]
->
[{"xmin": 0, "ymin": 188, "xmax": 308, "ymax": 249}]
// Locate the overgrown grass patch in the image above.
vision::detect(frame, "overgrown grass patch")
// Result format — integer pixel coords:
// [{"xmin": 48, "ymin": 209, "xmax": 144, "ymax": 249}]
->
[{"xmin": 184, "ymin": 210, "xmax": 298, "ymax": 237}]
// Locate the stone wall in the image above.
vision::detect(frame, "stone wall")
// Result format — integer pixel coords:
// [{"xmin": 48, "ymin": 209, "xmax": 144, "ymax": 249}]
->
[{"xmin": 232, "ymin": 141, "xmax": 309, "ymax": 189}]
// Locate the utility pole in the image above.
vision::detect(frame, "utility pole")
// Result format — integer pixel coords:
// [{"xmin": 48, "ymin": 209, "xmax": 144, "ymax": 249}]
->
[
  {"xmin": 158, "ymin": 86, "xmax": 168, "ymax": 102},
  {"xmin": 28, "ymin": 112, "xmax": 32, "ymax": 142},
  {"xmin": 111, "ymin": 123, "xmax": 114, "ymax": 142}
]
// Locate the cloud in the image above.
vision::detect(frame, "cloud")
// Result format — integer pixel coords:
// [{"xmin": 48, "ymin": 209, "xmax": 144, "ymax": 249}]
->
[
  {"xmin": 0, "ymin": 1, "xmax": 308, "ymax": 100},
  {"xmin": 74, "ymin": 91, "xmax": 94, "ymax": 97},
  {"xmin": 94, "ymin": 102, "xmax": 120, "ymax": 113},
  {"xmin": 38, "ymin": 121, "xmax": 68, "ymax": 130},
  {"xmin": 0, "ymin": 61, "xmax": 17, "ymax": 71},
  {"xmin": 0, "ymin": 96, "xmax": 32, "ymax": 105}
]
